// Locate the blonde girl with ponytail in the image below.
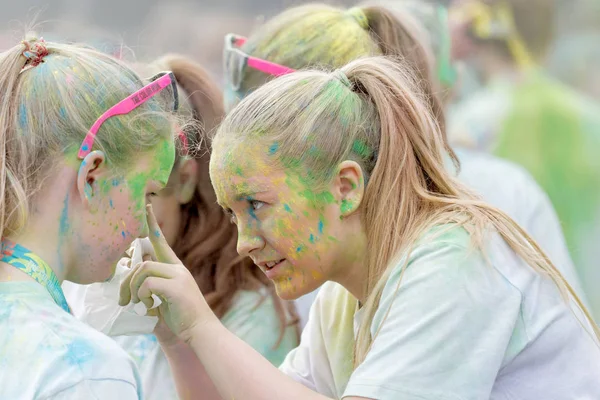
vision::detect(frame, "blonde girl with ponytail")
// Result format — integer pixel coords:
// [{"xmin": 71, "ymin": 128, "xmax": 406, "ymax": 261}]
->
[
  {"xmin": 0, "ymin": 36, "xmax": 179, "ymax": 399},
  {"xmin": 122, "ymin": 54, "xmax": 600, "ymax": 399}
]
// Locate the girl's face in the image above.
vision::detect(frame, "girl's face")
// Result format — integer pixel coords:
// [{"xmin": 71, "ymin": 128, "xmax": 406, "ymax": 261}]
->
[
  {"xmin": 65, "ymin": 139, "xmax": 175, "ymax": 284},
  {"xmin": 209, "ymin": 139, "xmax": 365, "ymax": 300}
]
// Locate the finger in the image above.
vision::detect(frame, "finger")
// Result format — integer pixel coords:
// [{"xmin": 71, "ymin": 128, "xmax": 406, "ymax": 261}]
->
[
  {"xmin": 129, "ymin": 261, "xmax": 175, "ymax": 304},
  {"xmin": 146, "ymin": 307, "xmax": 160, "ymax": 317},
  {"xmin": 138, "ymin": 277, "xmax": 169, "ymax": 311},
  {"xmin": 146, "ymin": 204, "xmax": 179, "ymax": 263}
]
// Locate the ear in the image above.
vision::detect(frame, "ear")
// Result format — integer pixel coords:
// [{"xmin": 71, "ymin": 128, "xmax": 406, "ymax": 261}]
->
[
  {"xmin": 76, "ymin": 151, "xmax": 106, "ymax": 209},
  {"xmin": 174, "ymin": 157, "xmax": 198, "ymax": 205},
  {"xmin": 332, "ymin": 160, "xmax": 364, "ymax": 218}
]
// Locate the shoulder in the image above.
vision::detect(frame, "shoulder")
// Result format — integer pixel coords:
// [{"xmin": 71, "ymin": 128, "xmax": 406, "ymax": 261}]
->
[
  {"xmin": 0, "ymin": 293, "xmax": 140, "ymax": 398},
  {"xmin": 373, "ymin": 225, "xmax": 522, "ymax": 327}
]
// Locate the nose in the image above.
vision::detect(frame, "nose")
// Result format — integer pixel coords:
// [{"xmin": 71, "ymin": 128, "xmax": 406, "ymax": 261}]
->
[{"xmin": 236, "ymin": 220, "xmax": 264, "ymax": 257}]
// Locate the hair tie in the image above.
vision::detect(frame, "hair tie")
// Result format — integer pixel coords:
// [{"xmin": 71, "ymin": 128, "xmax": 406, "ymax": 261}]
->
[
  {"xmin": 332, "ymin": 69, "xmax": 353, "ymax": 90},
  {"xmin": 345, "ymin": 7, "xmax": 369, "ymax": 30},
  {"xmin": 21, "ymin": 38, "xmax": 49, "ymax": 72}
]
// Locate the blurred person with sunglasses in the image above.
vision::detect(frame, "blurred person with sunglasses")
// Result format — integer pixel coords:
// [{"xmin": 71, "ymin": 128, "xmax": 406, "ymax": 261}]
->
[
  {"xmin": 447, "ymin": 0, "xmax": 600, "ymax": 322},
  {"xmin": 0, "ymin": 37, "xmax": 179, "ymax": 399}
]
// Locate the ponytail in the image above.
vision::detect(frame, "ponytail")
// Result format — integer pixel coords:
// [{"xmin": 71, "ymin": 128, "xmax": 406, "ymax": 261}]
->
[
  {"xmin": 0, "ymin": 40, "xmax": 34, "ymax": 239},
  {"xmin": 360, "ymin": 5, "xmax": 454, "ymax": 161}
]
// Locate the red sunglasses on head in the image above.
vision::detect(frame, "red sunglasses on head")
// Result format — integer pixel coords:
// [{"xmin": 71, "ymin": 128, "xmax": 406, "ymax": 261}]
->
[
  {"xmin": 77, "ymin": 72, "xmax": 179, "ymax": 159},
  {"xmin": 223, "ymin": 33, "xmax": 296, "ymax": 92}
]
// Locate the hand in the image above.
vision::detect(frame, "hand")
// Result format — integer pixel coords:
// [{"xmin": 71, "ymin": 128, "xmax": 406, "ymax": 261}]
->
[{"xmin": 119, "ymin": 204, "xmax": 216, "ymax": 344}]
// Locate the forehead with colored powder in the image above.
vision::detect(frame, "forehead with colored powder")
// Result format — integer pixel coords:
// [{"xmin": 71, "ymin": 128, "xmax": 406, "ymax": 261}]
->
[
  {"xmin": 210, "ymin": 137, "xmax": 337, "ymax": 212},
  {"xmin": 210, "ymin": 139, "xmax": 283, "ymax": 204}
]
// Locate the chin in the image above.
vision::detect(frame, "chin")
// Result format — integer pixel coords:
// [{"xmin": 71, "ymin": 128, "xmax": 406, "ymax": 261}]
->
[{"xmin": 273, "ymin": 277, "xmax": 323, "ymax": 301}]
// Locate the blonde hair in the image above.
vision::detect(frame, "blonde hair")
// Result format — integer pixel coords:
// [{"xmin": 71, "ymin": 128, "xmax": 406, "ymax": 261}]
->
[
  {"xmin": 235, "ymin": 3, "xmax": 448, "ymax": 133},
  {"xmin": 0, "ymin": 36, "xmax": 174, "ymax": 240},
  {"xmin": 216, "ymin": 56, "xmax": 599, "ymax": 367}
]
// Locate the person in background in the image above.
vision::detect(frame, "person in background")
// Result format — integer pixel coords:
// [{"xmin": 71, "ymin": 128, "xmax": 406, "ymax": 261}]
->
[{"xmin": 448, "ymin": 0, "xmax": 600, "ymax": 321}]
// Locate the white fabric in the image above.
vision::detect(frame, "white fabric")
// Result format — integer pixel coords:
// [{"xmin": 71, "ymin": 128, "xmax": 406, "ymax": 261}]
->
[
  {"xmin": 280, "ymin": 226, "xmax": 600, "ymax": 400},
  {"xmin": 0, "ymin": 282, "xmax": 142, "ymax": 399}
]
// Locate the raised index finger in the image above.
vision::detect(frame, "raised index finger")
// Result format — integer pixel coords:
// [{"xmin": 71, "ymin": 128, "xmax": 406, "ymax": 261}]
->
[{"xmin": 146, "ymin": 204, "xmax": 179, "ymax": 264}]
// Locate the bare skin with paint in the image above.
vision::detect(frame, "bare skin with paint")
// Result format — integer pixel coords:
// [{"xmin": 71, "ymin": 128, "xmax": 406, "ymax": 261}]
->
[
  {"xmin": 209, "ymin": 139, "xmax": 368, "ymax": 301},
  {"xmin": 0, "ymin": 140, "xmax": 175, "ymax": 285}
]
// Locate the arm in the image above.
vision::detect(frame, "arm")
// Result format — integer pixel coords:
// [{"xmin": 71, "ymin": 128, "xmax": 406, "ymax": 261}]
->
[
  {"xmin": 121, "ymin": 206, "xmax": 367, "ymax": 400},
  {"xmin": 159, "ymin": 337, "xmax": 221, "ymax": 400}
]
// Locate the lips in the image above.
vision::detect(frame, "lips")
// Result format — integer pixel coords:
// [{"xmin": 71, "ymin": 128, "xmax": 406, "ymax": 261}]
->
[{"xmin": 263, "ymin": 259, "xmax": 285, "ymax": 270}]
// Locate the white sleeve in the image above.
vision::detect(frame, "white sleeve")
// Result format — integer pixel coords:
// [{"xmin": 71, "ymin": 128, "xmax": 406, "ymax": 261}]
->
[
  {"xmin": 46, "ymin": 379, "xmax": 140, "ymax": 400},
  {"xmin": 344, "ymin": 240, "xmax": 522, "ymax": 400}
]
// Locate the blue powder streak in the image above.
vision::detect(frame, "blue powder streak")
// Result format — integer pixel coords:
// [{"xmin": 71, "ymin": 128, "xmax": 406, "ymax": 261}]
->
[
  {"xmin": 318, "ymin": 220, "xmax": 324, "ymax": 234},
  {"xmin": 269, "ymin": 142, "xmax": 279, "ymax": 155},
  {"xmin": 59, "ymin": 194, "xmax": 70, "ymax": 236},
  {"xmin": 19, "ymin": 103, "xmax": 27, "ymax": 128},
  {"xmin": 309, "ymin": 234, "xmax": 315, "ymax": 243},
  {"xmin": 109, "ymin": 199, "xmax": 114, "ymax": 209},
  {"xmin": 296, "ymin": 245, "xmax": 304, "ymax": 253},
  {"xmin": 66, "ymin": 339, "xmax": 95, "ymax": 366},
  {"xmin": 284, "ymin": 204, "xmax": 292, "ymax": 213},
  {"xmin": 154, "ymin": 230, "xmax": 161, "ymax": 238},
  {"xmin": 121, "ymin": 231, "xmax": 126, "ymax": 238}
]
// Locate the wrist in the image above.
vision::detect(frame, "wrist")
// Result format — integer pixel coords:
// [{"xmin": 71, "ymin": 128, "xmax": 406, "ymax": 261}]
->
[{"xmin": 183, "ymin": 314, "xmax": 222, "ymax": 348}]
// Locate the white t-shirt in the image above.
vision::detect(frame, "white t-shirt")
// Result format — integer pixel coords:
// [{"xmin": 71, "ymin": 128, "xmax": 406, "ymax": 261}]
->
[
  {"xmin": 280, "ymin": 225, "xmax": 600, "ymax": 399},
  {"xmin": 0, "ymin": 282, "xmax": 142, "ymax": 399},
  {"xmin": 292, "ymin": 150, "xmax": 585, "ymax": 331},
  {"xmin": 115, "ymin": 289, "xmax": 298, "ymax": 400}
]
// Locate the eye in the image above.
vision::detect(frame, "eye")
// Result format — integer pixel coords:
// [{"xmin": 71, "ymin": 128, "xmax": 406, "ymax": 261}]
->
[
  {"xmin": 249, "ymin": 200, "xmax": 265, "ymax": 211},
  {"xmin": 147, "ymin": 192, "xmax": 158, "ymax": 198}
]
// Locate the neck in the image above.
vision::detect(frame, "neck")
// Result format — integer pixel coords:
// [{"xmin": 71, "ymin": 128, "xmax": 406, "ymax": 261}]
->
[
  {"xmin": 331, "ymin": 223, "xmax": 369, "ymax": 303},
  {"xmin": 0, "ymin": 169, "xmax": 75, "ymax": 284}
]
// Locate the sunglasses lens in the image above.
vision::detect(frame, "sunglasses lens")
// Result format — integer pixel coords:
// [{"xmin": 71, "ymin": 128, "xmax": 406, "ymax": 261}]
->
[
  {"xmin": 224, "ymin": 36, "xmax": 245, "ymax": 91},
  {"xmin": 148, "ymin": 72, "xmax": 179, "ymax": 113}
]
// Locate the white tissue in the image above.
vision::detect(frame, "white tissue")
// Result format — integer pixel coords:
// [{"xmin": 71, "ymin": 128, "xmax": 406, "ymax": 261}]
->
[{"xmin": 62, "ymin": 238, "xmax": 162, "ymax": 336}]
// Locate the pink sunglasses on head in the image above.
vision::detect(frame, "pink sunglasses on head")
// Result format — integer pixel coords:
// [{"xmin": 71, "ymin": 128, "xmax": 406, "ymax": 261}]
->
[
  {"xmin": 77, "ymin": 71, "xmax": 179, "ymax": 159},
  {"xmin": 223, "ymin": 33, "xmax": 296, "ymax": 92}
]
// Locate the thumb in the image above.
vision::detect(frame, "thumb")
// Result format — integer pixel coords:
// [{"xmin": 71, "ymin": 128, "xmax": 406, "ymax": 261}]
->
[{"xmin": 146, "ymin": 204, "xmax": 180, "ymax": 263}]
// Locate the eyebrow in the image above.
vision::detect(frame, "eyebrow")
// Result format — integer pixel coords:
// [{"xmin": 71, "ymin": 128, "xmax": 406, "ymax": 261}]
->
[{"xmin": 233, "ymin": 188, "xmax": 268, "ymax": 202}]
